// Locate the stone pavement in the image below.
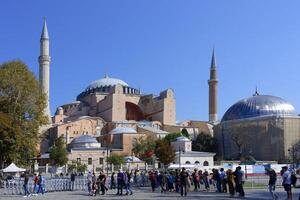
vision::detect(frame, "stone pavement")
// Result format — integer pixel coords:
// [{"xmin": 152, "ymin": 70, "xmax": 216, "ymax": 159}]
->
[{"xmin": 1, "ymin": 187, "xmax": 300, "ymax": 200}]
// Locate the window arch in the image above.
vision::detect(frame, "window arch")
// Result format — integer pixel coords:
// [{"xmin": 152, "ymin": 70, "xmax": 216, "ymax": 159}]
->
[
  {"xmin": 195, "ymin": 161, "xmax": 200, "ymax": 164},
  {"xmin": 185, "ymin": 161, "xmax": 191, "ymax": 164},
  {"xmin": 203, "ymin": 161, "xmax": 209, "ymax": 166}
]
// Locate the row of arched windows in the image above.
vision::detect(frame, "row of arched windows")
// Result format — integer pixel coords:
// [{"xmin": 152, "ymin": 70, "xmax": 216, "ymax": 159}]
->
[{"xmin": 184, "ymin": 161, "xmax": 209, "ymax": 166}]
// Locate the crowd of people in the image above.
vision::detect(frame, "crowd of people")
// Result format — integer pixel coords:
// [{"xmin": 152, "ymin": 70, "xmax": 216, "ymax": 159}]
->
[
  {"xmin": 86, "ymin": 170, "xmax": 134, "ymax": 196},
  {"xmin": 22, "ymin": 172, "xmax": 46, "ymax": 197},
  {"xmin": 147, "ymin": 166, "xmax": 245, "ymax": 198},
  {"xmin": 18, "ymin": 165, "xmax": 300, "ymax": 199}
]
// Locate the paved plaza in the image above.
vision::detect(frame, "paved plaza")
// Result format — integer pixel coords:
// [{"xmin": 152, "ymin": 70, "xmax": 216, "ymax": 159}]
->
[{"xmin": 1, "ymin": 187, "xmax": 300, "ymax": 200}]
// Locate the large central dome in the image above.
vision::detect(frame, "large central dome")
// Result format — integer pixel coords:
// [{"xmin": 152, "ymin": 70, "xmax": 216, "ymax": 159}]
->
[
  {"xmin": 222, "ymin": 95, "xmax": 296, "ymax": 122},
  {"xmin": 85, "ymin": 75, "xmax": 128, "ymax": 91}
]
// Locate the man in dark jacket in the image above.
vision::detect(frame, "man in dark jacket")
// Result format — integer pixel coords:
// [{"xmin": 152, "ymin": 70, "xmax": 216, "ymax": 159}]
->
[
  {"xmin": 233, "ymin": 166, "xmax": 245, "ymax": 197},
  {"xmin": 179, "ymin": 167, "xmax": 189, "ymax": 196},
  {"xmin": 116, "ymin": 170, "xmax": 124, "ymax": 195}
]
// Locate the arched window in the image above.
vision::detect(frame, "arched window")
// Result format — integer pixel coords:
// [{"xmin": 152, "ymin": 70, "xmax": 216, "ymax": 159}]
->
[
  {"xmin": 195, "ymin": 161, "xmax": 200, "ymax": 164},
  {"xmin": 185, "ymin": 161, "xmax": 191, "ymax": 164},
  {"xmin": 203, "ymin": 161, "xmax": 209, "ymax": 166}
]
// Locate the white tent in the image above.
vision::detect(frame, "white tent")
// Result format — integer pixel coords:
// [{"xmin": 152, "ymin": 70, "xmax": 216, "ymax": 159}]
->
[
  {"xmin": 124, "ymin": 156, "xmax": 143, "ymax": 163},
  {"xmin": 2, "ymin": 163, "xmax": 26, "ymax": 173}
]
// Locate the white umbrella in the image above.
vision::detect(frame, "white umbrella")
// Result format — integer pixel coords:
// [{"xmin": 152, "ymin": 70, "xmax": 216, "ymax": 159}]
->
[{"xmin": 2, "ymin": 163, "xmax": 26, "ymax": 173}]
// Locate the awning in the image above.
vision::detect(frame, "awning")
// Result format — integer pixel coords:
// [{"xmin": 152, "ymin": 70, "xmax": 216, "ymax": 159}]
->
[{"xmin": 2, "ymin": 163, "xmax": 26, "ymax": 173}]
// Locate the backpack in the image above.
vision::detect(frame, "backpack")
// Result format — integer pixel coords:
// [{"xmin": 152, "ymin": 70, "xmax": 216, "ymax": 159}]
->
[{"xmin": 291, "ymin": 174, "xmax": 297, "ymax": 186}]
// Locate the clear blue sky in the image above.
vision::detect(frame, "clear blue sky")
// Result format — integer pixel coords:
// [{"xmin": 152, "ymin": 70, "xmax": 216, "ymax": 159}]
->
[{"xmin": 1, "ymin": 0, "xmax": 300, "ymax": 121}]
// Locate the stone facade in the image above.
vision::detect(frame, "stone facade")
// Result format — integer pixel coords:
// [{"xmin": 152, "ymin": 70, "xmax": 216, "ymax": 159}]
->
[{"xmin": 214, "ymin": 116, "xmax": 300, "ymax": 162}]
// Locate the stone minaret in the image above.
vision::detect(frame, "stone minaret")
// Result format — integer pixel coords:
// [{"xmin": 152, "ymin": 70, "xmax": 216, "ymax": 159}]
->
[
  {"xmin": 39, "ymin": 19, "xmax": 52, "ymax": 123},
  {"xmin": 208, "ymin": 48, "xmax": 218, "ymax": 123}
]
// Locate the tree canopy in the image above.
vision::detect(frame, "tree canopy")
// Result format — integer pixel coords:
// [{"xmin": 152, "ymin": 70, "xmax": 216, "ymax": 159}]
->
[
  {"xmin": 0, "ymin": 61, "xmax": 47, "ymax": 167},
  {"xmin": 132, "ymin": 136, "xmax": 156, "ymax": 164},
  {"xmin": 192, "ymin": 132, "xmax": 217, "ymax": 153},
  {"xmin": 181, "ymin": 128, "xmax": 190, "ymax": 138},
  {"xmin": 50, "ymin": 135, "xmax": 68, "ymax": 167},
  {"xmin": 107, "ymin": 154, "xmax": 124, "ymax": 166},
  {"xmin": 68, "ymin": 160, "xmax": 87, "ymax": 173},
  {"xmin": 163, "ymin": 132, "xmax": 182, "ymax": 144},
  {"xmin": 154, "ymin": 139, "xmax": 176, "ymax": 166}
]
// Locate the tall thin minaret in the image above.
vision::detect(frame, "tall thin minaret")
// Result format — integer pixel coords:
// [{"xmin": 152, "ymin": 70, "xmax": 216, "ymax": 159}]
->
[
  {"xmin": 39, "ymin": 19, "xmax": 52, "ymax": 123},
  {"xmin": 208, "ymin": 48, "xmax": 218, "ymax": 123}
]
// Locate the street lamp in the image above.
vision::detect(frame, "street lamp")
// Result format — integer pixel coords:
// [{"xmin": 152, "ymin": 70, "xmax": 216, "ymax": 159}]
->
[
  {"xmin": 179, "ymin": 147, "xmax": 181, "ymax": 170},
  {"xmin": 103, "ymin": 147, "xmax": 112, "ymax": 176}
]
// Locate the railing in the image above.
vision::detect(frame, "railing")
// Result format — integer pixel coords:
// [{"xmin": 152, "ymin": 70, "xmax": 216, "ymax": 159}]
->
[
  {"xmin": 3, "ymin": 177, "xmax": 89, "ymax": 195},
  {"xmin": 1, "ymin": 174, "xmax": 288, "ymax": 195}
]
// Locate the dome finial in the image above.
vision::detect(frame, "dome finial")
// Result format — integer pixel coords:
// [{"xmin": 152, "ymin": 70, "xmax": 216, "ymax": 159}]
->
[
  {"xmin": 253, "ymin": 86, "xmax": 259, "ymax": 96},
  {"xmin": 104, "ymin": 74, "xmax": 109, "ymax": 78}
]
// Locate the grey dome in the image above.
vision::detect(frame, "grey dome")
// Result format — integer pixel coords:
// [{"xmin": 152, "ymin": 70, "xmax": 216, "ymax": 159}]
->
[
  {"xmin": 222, "ymin": 95, "xmax": 296, "ymax": 122},
  {"xmin": 85, "ymin": 75, "xmax": 128, "ymax": 91},
  {"xmin": 69, "ymin": 135, "xmax": 101, "ymax": 150},
  {"xmin": 71, "ymin": 135, "xmax": 98, "ymax": 144}
]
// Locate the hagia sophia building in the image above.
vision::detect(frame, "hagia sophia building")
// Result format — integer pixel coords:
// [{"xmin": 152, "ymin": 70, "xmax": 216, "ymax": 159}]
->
[{"xmin": 37, "ymin": 20, "xmax": 300, "ymax": 170}]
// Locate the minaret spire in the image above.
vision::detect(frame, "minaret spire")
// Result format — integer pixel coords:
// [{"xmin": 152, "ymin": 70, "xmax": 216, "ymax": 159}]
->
[
  {"xmin": 41, "ymin": 18, "xmax": 49, "ymax": 39},
  {"xmin": 39, "ymin": 19, "xmax": 52, "ymax": 123},
  {"xmin": 211, "ymin": 47, "xmax": 216, "ymax": 69},
  {"xmin": 208, "ymin": 48, "xmax": 218, "ymax": 123}
]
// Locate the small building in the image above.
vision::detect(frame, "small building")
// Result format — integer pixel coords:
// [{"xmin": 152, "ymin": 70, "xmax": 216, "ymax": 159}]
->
[
  {"xmin": 67, "ymin": 135, "xmax": 109, "ymax": 172},
  {"xmin": 171, "ymin": 136, "xmax": 215, "ymax": 167}
]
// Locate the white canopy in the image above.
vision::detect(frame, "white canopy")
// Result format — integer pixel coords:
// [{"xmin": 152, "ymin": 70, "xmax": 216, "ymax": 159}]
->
[
  {"xmin": 124, "ymin": 156, "xmax": 143, "ymax": 163},
  {"xmin": 3, "ymin": 163, "xmax": 26, "ymax": 173}
]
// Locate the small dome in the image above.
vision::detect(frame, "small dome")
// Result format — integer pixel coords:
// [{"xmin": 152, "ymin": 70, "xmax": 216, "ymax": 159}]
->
[
  {"xmin": 222, "ymin": 95, "xmax": 296, "ymax": 122},
  {"xmin": 69, "ymin": 135, "xmax": 100, "ymax": 150},
  {"xmin": 85, "ymin": 75, "xmax": 128, "ymax": 91},
  {"xmin": 176, "ymin": 136, "xmax": 190, "ymax": 142},
  {"xmin": 71, "ymin": 135, "xmax": 98, "ymax": 144},
  {"xmin": 109, "ymin": 127, "xmax": 137, "ymax": 134}
]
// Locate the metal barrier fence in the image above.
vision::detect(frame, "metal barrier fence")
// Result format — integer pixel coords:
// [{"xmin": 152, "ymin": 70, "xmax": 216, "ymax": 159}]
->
[
  {"xmin": 2, "ymin": 175, "xmax": 285, "ymax": 195},
  {"xmin": 3, "ymin": 177, "xmax": 89, "ymax": 195}
]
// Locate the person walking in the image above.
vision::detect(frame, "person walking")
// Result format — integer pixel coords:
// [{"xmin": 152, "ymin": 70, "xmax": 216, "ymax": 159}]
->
[
  {"xmin": 282, "ymin": 166, "xmax": 292, "ymax": 200},
  {"xmin": 267, "ymin": 168, "xmax": 278, "ymax": 200},
  {"xmin": 203, "ymin": 169, "xmax": 210, "ymax": 191},
  {"xmin": 87, "ymin": 172, "xmax": 93, "ymax": 196},
  {"xmin": 23, "ymin": 172, "xmax": 31, "ymax": 197},
  {"xmin": 32, "ymin": 173, "xmax": 39, "ymax": 195},
  {"xmin": 125, "ymin": 170, "xmax": 133, "ymax": 195},
  {"xmin": 158, "ymin": 171, "xmax": 167, "ymax": 193},
  {"xmin": 226, "ymin": 169, "xmax": 235, "ymax": 197},
  {"xmin": 149, "ymin": 171, "xmax": 157, "ymax": 192},
  {"xmin": 70, "ymin": 172, "xmax": 75, "ymax": 191},
  {"xmin": 116, "ymin": 170, "xmax": 125, "ymax": 195},
  {"xmin": 167, "ymin": 172, "xmax": 175, "ymax": 192},
  {"xmin": 233, "ymin": 166, "xmax": 245, "ymax": 198},
  {"xmin": 213, "ymin": 169, "xmax": 221, "ymax": 192},
  {"xmin": 37, "ymin": 173, "xmax": 45, "ymax": 195},
  {"xmin": 219, "ymin": 168, "xmax": 227, "ymax": 193},
  {"xmin": 179, "ymin": 167, "xmax": 189, "ymax": 196},
  {"xmin": 92, "ymin": 173, "xmax": 98, "ymax": 196},
  {"xmin": 98, "ymin": 171, "xmax": 107, "ymax": 195},
  {"xmin": 110, "ymin": 172, "xmax": 116, "ymax": 189},
  {"xmin": 192, "ymin": 169, "xmax": 200, "ymax": 191}
]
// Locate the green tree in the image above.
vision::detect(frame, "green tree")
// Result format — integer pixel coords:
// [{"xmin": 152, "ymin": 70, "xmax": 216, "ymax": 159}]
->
[
  {"xmin": 163, "ymin": 132, "xmax": 182, "ymax": 144},
  {"xmin": 192, "ymin": 132, "xmax": 217, "ymax": 152},
  {"xmin": 132, "ymin": 136, "xmax": 156, "ymax": 164},
  {"xmin": 181, "ymin": 128, "xmax": 190, "ymax": 138},
  {"xmin": 107, "ymin": 154, "xmax": 124, "ymax": 166},
  {"xmin": 50, "ymin": 136, "xmax": 68, "ymax": 167},
  {"xmin": 68, "ymin": 160, "xmax": 87, "ymax": 173},
  {"xmin": 154, "ymin": 139, "xmax": 175, "ymax": 166},
  {"xmin": 0, "ymin": 61, "xmax": 47, "ymax": 167}
]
